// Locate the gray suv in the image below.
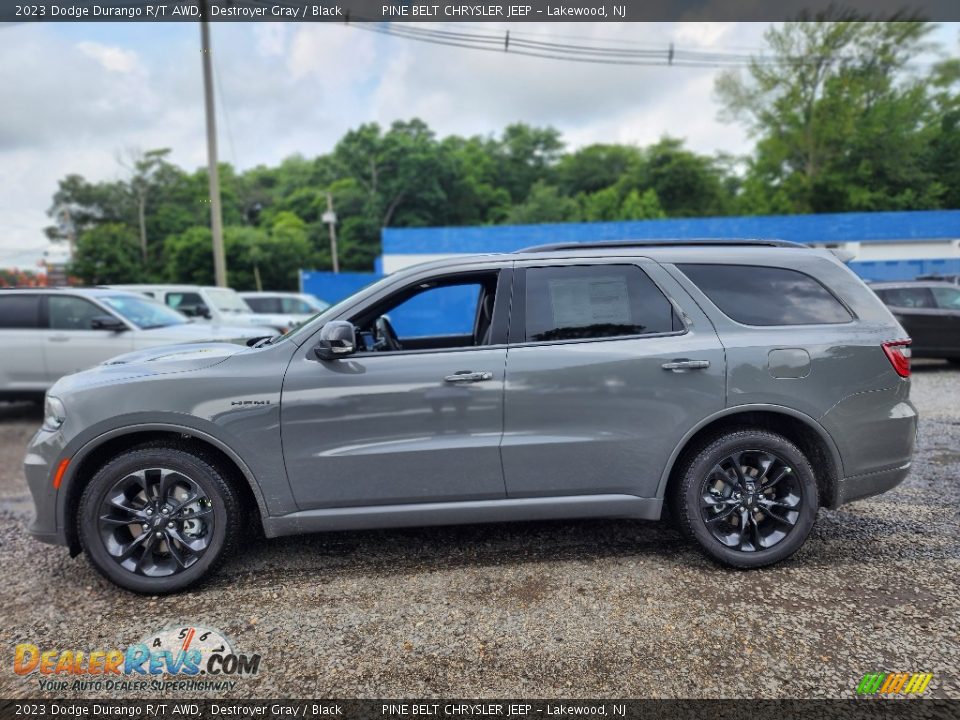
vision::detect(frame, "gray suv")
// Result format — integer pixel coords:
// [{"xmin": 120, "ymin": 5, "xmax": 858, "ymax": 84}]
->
[{"xmin": 23, "ymin": 240, "xmax": 918, "ymax": 592}]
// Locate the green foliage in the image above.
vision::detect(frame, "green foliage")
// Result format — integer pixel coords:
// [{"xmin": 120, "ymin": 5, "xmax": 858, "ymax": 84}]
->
[
  {"xmin": 506, "ymin": 181, "xmax": 580, "ymax": 225},
  {"xmin": 715, "ymin": 15, "xmax": 951, "ymax": 215},
  {"xmin": 48, "ymin": 25, "xmax": 960, "ymax": 287},
  {"xmin": 69, "ymin": 223, "xmax": 143, "ymax": 284}
]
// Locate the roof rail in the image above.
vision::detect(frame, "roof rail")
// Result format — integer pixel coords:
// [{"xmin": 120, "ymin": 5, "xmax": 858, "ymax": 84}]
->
[{"xmin": 515, "ymin": 238, "xmax": 807, "ymax": 253}]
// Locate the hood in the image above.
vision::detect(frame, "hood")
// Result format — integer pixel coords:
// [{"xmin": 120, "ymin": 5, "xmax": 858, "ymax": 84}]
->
[{"xmin": 51, "ymin": 342, "xmax": 248, "ymax": 394}]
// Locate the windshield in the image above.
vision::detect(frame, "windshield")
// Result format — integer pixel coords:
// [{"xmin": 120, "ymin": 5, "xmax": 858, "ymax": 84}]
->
[
  {"xmin": 101, "ymin": 295, "xmax": 189, "ymax": 330},
  {"xmin": 303, "ymin": 294, "xmax": 330, "ymax": 312},
  {"xmin": 207, "ymin": 288, "xmax": 252, "ymax": 313}
]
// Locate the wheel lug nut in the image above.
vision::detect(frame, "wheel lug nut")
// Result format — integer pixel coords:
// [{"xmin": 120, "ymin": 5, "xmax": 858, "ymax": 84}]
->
[
  {"xmin": 155, "ymin": 532, "xmax": 162, "ymax": 538},
  {"xmin": 167, "ymin": 521, "xmax": 174, "ymax": 528}
]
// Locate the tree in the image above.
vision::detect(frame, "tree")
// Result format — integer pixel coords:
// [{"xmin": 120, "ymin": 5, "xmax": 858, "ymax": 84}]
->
[
  {"xmin": 122, "ymin": 148, "xmax": 173, "ymax": 264},
  {"xmin": 556, "ymin": 144, "xmax": 641, "ymax": 196},
  {"xmin": 69, "ymin": 223, "xmax": 143, "ymax": 284},
  {"xmin": 716, "ymin": 16, "xmax": 940, "ymax": 214},
  {"xmin": 620, "ymin": 189, "xmax": 666, "ymax": 220},
  {"xmin": 505, "ymin": 181, "xmax": 580, "ymax": 225},
  {"xmin": 633, "ymin": 138, "xmax": 733, "ymax": 217},
  {"xmin": 496, "ymin": 124, "xmax": 564, "ymax": 202}
]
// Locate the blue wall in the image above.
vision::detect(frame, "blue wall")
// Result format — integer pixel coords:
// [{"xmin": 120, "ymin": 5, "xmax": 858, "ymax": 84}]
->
[
  {"xmin": 382, "ymin": 210, "xmax": 960, "ymax": 255},
  {"xmin": 301, "ymin": 270, "xmax": 380, "ymax": 305},
  {"xmin": 850, "ymin": 258, "xmax": 960, "ymax": 281}
]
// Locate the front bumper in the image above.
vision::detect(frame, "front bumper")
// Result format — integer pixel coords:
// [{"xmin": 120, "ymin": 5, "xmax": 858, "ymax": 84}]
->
[{"xmin": 24, "ymin": 428, "xmax": 68, "ymax": 547}]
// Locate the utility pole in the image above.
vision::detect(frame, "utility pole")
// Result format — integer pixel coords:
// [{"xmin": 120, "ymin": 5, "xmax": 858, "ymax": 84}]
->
[
  {"xmin": 323, "ymin": 192, "xmax": 340, "ymax": 274},
  {"xmin": 200, "ymin": 0, "xmax": 227, "ymax": 287}
]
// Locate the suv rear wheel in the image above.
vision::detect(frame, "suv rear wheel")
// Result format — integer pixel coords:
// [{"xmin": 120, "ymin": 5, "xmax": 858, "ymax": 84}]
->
[
  {"xmin": 78, "ymin": 445, "xmax": 241, "ymax": 593},
  {"xmin": 670, "ymin": 429, "xmax": 819, "ymax": 568}
]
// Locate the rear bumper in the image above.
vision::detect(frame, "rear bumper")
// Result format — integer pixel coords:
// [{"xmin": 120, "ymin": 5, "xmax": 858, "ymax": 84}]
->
[{"xmin": 837, "ymin": 461, "xmax": 912, "ymax": 506}]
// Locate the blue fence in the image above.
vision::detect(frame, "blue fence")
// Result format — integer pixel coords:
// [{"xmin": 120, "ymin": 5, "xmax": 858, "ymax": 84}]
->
[
  {"xmin": 382, "ymin": 210, "xmax": 960, "ymax": 255},
  {"xmin": 850, "ymin": 258, "xmax": 960, "ymax": 281},
  {"xmin": 301, "ymin": 270, "xmax": 380, "ymax": 305}
]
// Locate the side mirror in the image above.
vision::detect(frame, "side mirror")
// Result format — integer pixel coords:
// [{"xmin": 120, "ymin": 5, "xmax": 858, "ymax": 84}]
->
[
  {"xmin": 313, "ymin": 321, "xmax": 357, "ymax": 361},
  {"xmin": 91, "ymin": 315, "xmax": 127, "ymax": 332},
  {"xmin": 179, "ymin": 304, "xmax": 211, "ymax": 319}
]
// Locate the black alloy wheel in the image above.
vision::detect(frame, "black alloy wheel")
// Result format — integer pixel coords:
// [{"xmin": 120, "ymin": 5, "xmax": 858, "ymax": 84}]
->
[
  {"xmin": 97, "ymin": 467, "xmax": 215, "ymax": 577},
  {"xmin": 79, "ymin": 445, "xmax": 241, "ymax": 593},
  {"xmin": 671, "ymin": 429, "xmax": 819, "ymax": 569},
  {"xmin": 699, "ymin": 450, "xmax": 803, "ymax": 552}
]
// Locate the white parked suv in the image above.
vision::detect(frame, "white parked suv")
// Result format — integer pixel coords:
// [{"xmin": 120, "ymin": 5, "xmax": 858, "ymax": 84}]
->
[
  {"xmin": 239, "ymin": 291, "xmax": 329, "ymax": 325},
  {"xmin": 109, "ymin": 284, "xmax": 297, "ymax": 334},
  {"xmin": 0, "ymin": 288, "xmax": 268, "ymax": 399}
]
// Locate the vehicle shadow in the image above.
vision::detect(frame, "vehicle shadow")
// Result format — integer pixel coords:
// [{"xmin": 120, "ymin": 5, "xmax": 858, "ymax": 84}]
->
[
  {"xmin": 223, "ymin": 517, "xmax": 698, "ymax": 585},
  {"xmin": 0, "ymin": 401, "xmax": 42, "ymax": 424},
  {"xmin": 216, "ymin": 498, "xmax": 958, "ymax": 589}
]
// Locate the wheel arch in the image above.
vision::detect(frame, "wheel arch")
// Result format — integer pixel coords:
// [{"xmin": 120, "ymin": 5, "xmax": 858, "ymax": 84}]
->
[
  {"xmin": 658, "ymin": 405, "xmax": 844, "ymax": 510},
  {"xmin": 59, "ymin": 424, "xmax": 269, "ymax": 555}
]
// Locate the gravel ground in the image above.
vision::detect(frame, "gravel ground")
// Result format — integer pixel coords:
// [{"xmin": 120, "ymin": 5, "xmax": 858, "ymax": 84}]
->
[{"xmin": 1, "ymin": 363, "xmax": 958, "ymax": 699}]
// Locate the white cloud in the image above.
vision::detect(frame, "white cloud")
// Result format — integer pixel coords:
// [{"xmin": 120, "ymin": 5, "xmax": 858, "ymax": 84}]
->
[{"xmin": 76, "ymin": 41, "xmax": 144, "ymax": 74}]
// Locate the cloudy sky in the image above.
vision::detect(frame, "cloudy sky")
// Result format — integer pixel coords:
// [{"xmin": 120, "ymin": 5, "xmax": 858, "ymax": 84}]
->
[{"xmin": 1, "ymin": 20, "xmax": 957, "ymax": 268}]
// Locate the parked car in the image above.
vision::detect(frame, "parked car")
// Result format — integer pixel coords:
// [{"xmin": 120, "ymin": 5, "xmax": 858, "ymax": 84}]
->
[
  {"xmin": 871, "ymin": 281, "xmax": 960, "ymax": 363},
  {"xmin": 239, "ymin": 291, "xmax": 330, "ymax": 325},
  {"xmin": 108, "ymin": 284, "xmax": 297, "ymax": 334},
  {"xmin": 0, "ymin": 288, "xmax": 270, "ymax": 399},
  {"xmin": 26, "ymin": 240, "xmax": 917, "ymax": 592},
  {"xmin": 915, "ymin": 273, "xmax": 960, "ymax": 285}
]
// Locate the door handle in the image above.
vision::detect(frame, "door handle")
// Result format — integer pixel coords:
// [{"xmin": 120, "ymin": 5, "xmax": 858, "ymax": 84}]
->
[
  {"xmin": 661, "ymin": 359, "xmax": 710, "ymax": 372},
  {"xmin": 47, "ymin": 335, "xmax": 70, "ymax": 343},
  {"xmin": 443, "ymin": 371, "xmax": 493, "ymax": 383}
]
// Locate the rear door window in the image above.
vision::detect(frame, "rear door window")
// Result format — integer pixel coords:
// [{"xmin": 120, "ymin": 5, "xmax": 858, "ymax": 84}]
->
[
  {"xmin": 878, "ymin": 287, "xmax": 937, "ymax": 309},
  {"xmin": 0, "ymin": 295, "xmax": 41, "ymax": 328},
  {"xmin": 522, "ymin": 264, "xmax": 677, "ymax": 343},
  {"xmin": 48, "ymin": 296, "xmax": 106, "ymax": 330},
  {"xmin": 165, "ymin": 292, "xmax": 204, "ymax": 310},
  {"xmin": 931, "ymin": 286, "xmax": 960, "ymax": 310},
  {"xmin": 677, "ymin": 264, "xmax": 853, "ymax": 326},
  {"xmin": 245, "ymin": 296, "xmax": 282, "ymax": 313}
]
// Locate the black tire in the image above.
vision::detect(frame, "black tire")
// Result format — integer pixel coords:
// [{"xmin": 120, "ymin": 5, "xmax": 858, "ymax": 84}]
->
[
  {"xmin": 669, "ymin": 429, "xmax": 818, "ymax": 569},
  {"xmin": 78, "ymin": 445, "xmax": 242, "ymax": 593}
]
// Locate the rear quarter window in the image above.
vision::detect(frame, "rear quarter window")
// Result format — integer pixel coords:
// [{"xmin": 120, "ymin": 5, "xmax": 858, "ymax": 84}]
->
[
  {"xmin": 677, "ymin": 263, "xmax": 852, "ymax": 326},
  {"xmin": 0, "ymin": 294, "xmax": 41, "ymax": 328}
]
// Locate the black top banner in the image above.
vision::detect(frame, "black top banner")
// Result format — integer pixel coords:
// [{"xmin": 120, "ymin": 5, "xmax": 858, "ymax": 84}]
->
[{"xmin": 4, "ymin": 0, "xmax": 960, "ymax": 23}]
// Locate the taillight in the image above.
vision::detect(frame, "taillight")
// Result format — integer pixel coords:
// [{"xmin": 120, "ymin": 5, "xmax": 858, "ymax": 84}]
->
[{"xmin": 882, "ymin": 340, "xmax": 912, "ymax": 378}]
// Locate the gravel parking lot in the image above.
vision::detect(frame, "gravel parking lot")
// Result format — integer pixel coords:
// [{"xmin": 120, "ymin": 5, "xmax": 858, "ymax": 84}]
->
[{"xmin": 1, "ymin": 363, "xmax": 958, "ymax": 699}]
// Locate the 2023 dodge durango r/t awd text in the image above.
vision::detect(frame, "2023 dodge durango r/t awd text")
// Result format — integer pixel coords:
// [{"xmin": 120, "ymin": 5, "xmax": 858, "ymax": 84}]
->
[{"xmin": 23, "ymin": 240, "xmax": 918, "ymax": 592}]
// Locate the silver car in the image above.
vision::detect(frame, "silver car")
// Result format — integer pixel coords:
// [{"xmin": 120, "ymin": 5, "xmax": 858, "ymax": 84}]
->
[
  {"xmin": 23, "ymin": 241, "xmax": 918, "ymax": 593},
  {"xmin": 0, "ymin": 288, "xmax": 269, "ymax": 398}
]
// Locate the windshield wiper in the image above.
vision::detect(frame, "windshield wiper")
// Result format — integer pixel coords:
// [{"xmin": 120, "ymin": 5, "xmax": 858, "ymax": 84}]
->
[{"xmin": 252, "ymin": 335, "xmax": 279, "ymax": 348}]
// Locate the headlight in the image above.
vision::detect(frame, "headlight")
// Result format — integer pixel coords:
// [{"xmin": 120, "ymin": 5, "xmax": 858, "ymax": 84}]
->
[{"xmin": 42, "ymin": 395, "xmax": 66, "ymax": 432}]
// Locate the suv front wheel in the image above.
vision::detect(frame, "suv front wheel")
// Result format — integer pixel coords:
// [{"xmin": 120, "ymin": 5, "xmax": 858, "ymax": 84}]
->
[
  {"xmin": 78, "ymin": 445, "xmax": 241, "ymax": 593},
  {"xmin": 670, "ymin": 429, "xmax": 819, "ymax": 568}
]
